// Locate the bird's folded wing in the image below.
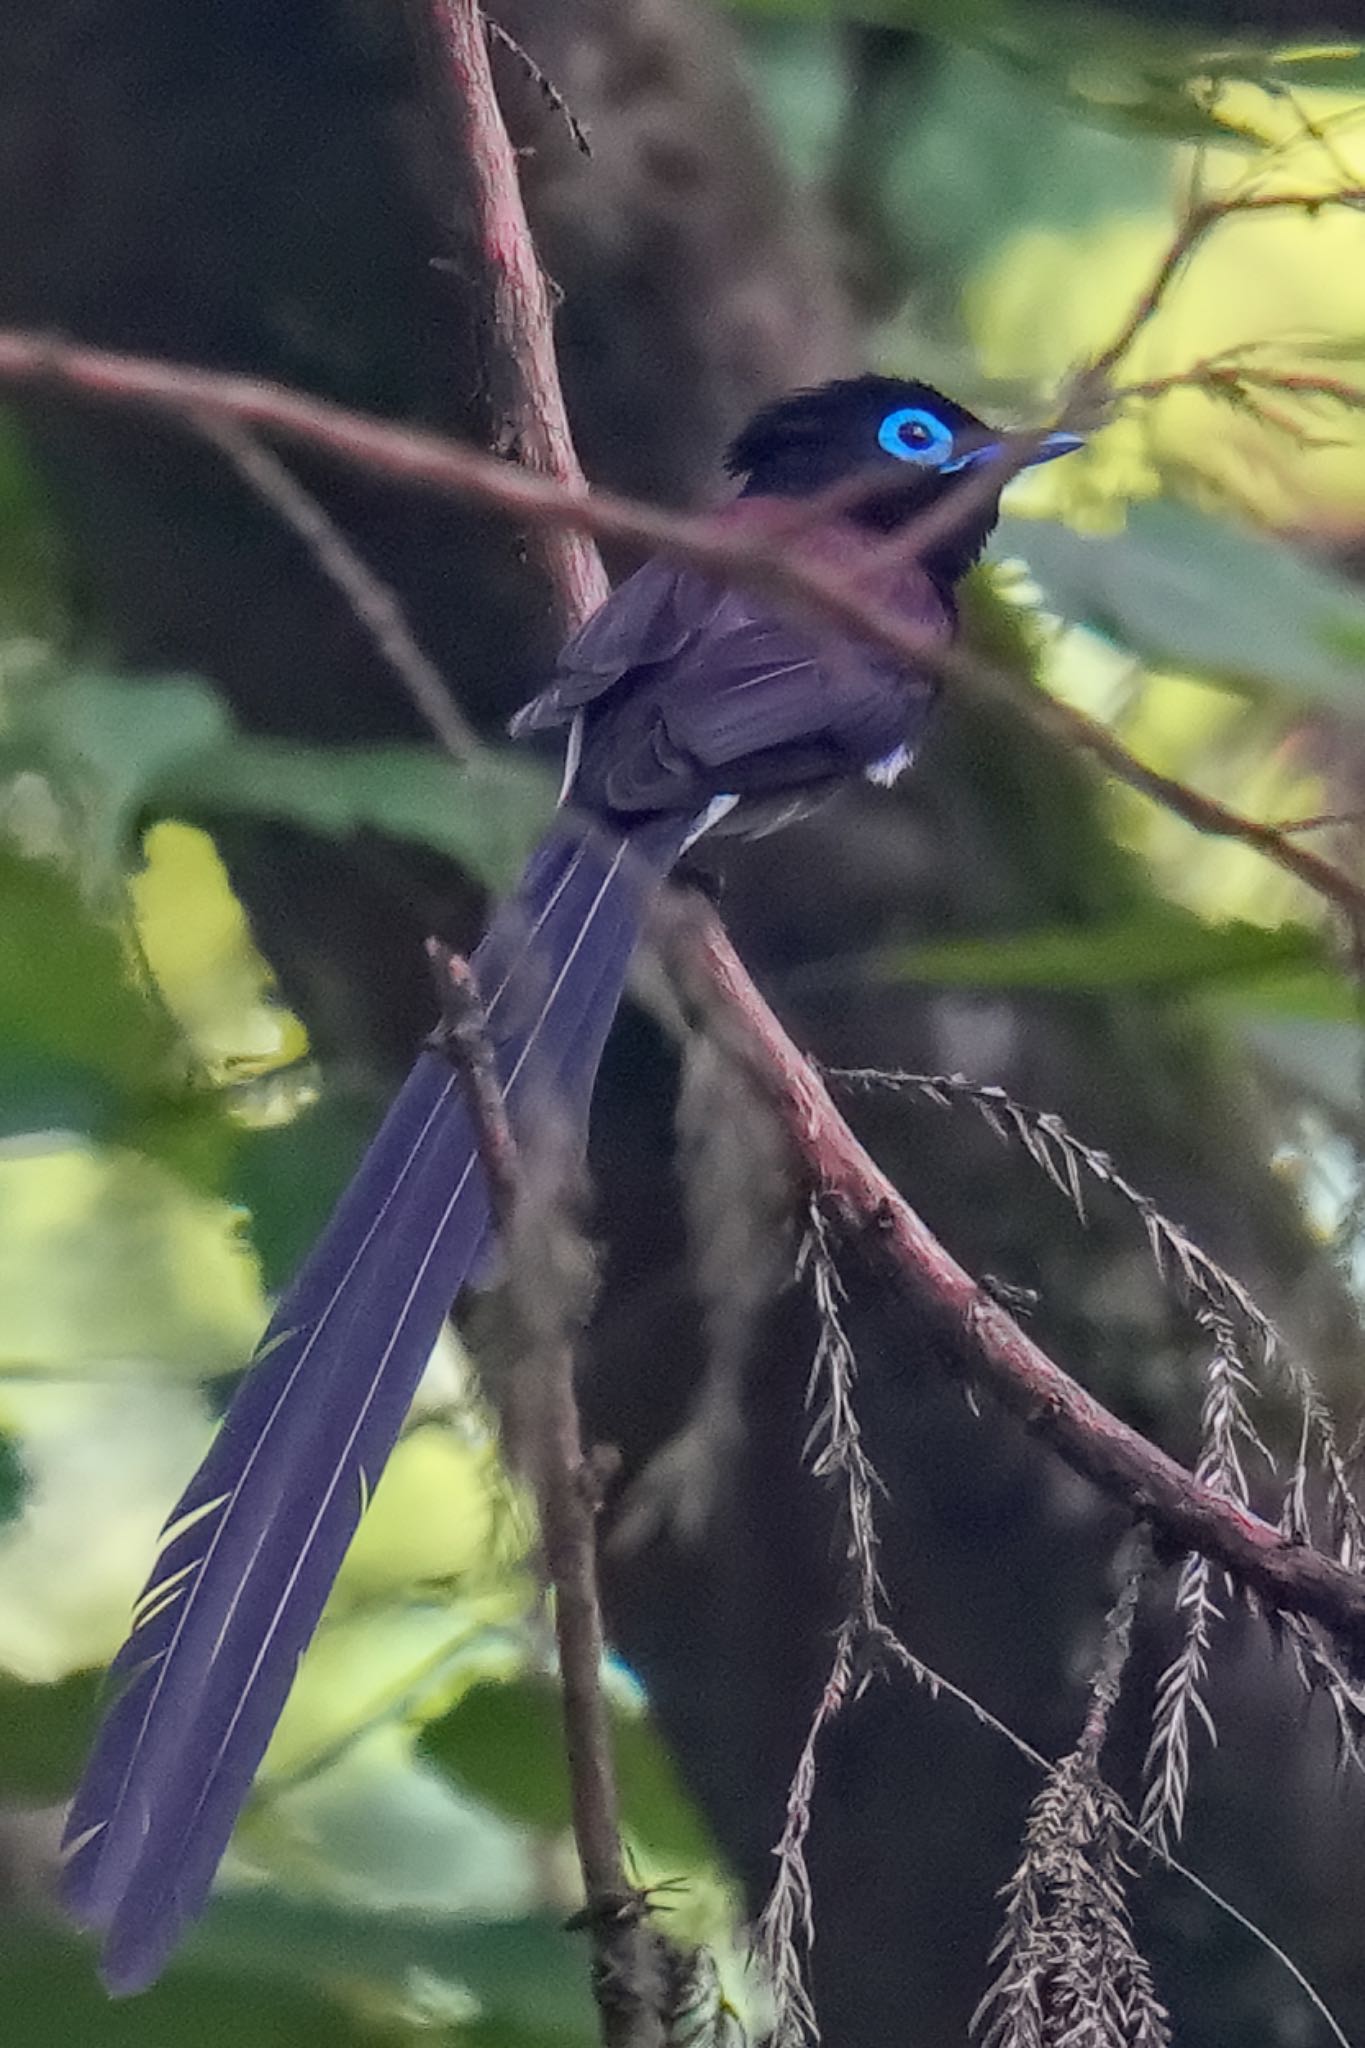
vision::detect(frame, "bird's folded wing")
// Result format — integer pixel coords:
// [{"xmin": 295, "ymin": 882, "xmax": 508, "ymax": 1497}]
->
[{"xmin": 509, "ymin": 559, "xmax": 693, "ymax": 733}]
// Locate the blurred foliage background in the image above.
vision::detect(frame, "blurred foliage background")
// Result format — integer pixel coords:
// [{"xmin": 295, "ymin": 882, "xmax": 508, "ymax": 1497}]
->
[{"xmin": 5, "ymin": 1, "xmax": 1365, "ymax": 2042}]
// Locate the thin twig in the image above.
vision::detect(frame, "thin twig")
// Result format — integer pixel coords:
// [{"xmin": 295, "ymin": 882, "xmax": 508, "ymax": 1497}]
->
[
  {"xmin": 756, "ymin": 1201, "xmax": 901, "ymax": 2047},
  {"xmin": 486, "ymin": 16, "xmax": 592, "ymax": 157},
  {"xmin": 1021, "ymin": 683, "xmax": 1365, "ymax": 925},
  {"xmin": 1078, "ymin": 1542, "xmax": 1149, "ymax": 1773},
  {"xmin": 1080, "ymin": 185, "xmax": 1365, "ymax": 391},
  {"xmin": 824, "ymin": 1063, "xmax": 1361, "ymax": 1842},
  {"xmin": 1139, "ymin": 1316, "xmax": 1262, "ymax": 1852},
  {"xmin": 757, "ymin": 1621, "xmax": 854, "ymax": 2048},
  {"xmin": 535, "ymin": 1334, "xmax": 667, "ymax": 2048},
  {"xmin": 425, "ymin": 941, "xmax": 664, "ymax": 2048},
  {"xmin": 975, "ymin": 1758, "xmax": 1172, "ymax": 2048},
  {"xmin": 1116, "ymin": 363, "xmax": 1365, "ymax": 415},
  {"xmin": 837, "ymin": 1628, "xmax": 1354, "ymax": 2048},
  {"xmin": 425, "ymin": 939, "xmax": 520, "ymax": 1213},
  {"xmin": 826, "ymin": 1066, "xmax": 1277, "ymax": 1365},
  {"xmin": 199, "ymin": 414, "xmax": 480, "ymax": 760},
  {"xmin": 827, "ymin": 1064, "xmax": 1365, "ymax": 1563},
  {"xmin": 976, "ymin": 1551, "xmax": 1171, "ymax": 2048}
]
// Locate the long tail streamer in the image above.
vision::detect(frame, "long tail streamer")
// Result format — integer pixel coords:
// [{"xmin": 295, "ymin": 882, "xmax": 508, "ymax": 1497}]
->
[{"xmin": 63, "ymin": 815, "xmax": 682, "ymax": 1993}]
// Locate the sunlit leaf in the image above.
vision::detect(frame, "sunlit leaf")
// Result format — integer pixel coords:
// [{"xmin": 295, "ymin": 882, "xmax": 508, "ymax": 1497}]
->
[
  {"xmin": 0, "ymin": 848, "xmax": 180, "ymax": 1119},
  {"xmin": 994, "ymin": 502, "xmax": 1365, "ymax": 713},
  {"xmin": 131, "ymin": 822, "xmax": 304, "ymax": 1081},
  {"xmin": 0, "ymin": 1150, "xmax": 261, "ymax": 1386},
  {"xmin": 421, "ymin": 1675, "xmax": 713, "ymax": 1871},
  {"xmin": 0, "ymin": 1380, "xmax": 215, "ymax": 1679}
]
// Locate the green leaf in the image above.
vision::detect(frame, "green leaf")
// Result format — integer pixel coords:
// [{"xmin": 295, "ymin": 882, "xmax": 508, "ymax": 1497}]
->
[
  {"xmin": 0, "ymin": 673, "xmax": 232, "ymax": 892},
  {"xmin": 0, "ymin": 410, "xmax": 67, "ymax": 631},
  {"xmin": 225, "ymin": 1096, "xmax": 382, "ymax": 1293},
  {"xmin": 0, "ymin": 1434, "xmax": 25, "ymax": 1525},
  {"xmin": 191, "ymin": 1893, "xmax": 596, "ymax": 2043},
  {"xmin": 0, "ymin": 846, "xmax": 181, "ymax": 1131},
  {"xmin": 0, "ymin": 841, "xmax": 226, "ymax": 1182},
  {"xmin": 867, "ymin": 910, "xmax": 1326, "ymax": 994},
  {"xmin": 1210, "ymin": 965, "xmax": 1365, "ymax": 1025},
  {"xmin": 0, "ymin": 1667, "xmax": 104, "ymax": 1797},
  {"xmin": 421, "ymin": 1675, "xmax": 713, "ymax": 1871},
  {"xmin": 730, "ymin": 0, "xmax": 1365, "ymax": 135},
  {"xmin": 157, "ymin": 738, "xmax": 554, "ymax": 893},
  {"xmin": 0, "ymin": 1921, "xmax": 411, "ymax": 2048},
  {"xmin": 4, "ymin": 668, "xmax": 554, "ymax": 892},
  {"xmin": 992, "ymin": 502, "xmax": 1365, "ymax": 715}
]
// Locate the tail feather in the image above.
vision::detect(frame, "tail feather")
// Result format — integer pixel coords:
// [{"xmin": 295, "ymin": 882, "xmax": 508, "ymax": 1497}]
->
[{"xmin": 63, "ymin": 816, "xmax": 683, "ymax": 1991}]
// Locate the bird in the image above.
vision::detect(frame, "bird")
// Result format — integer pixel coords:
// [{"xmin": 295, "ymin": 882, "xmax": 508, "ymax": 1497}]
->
[{"xmin": 61, "ymin": 375, "xmax": 1081, "ymax": 1992}]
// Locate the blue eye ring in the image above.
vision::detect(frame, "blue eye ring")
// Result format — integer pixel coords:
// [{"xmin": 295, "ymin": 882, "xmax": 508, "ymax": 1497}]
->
[{"xmin": 877, "ymin": 405, "xmax": 955, "ymax": 466}]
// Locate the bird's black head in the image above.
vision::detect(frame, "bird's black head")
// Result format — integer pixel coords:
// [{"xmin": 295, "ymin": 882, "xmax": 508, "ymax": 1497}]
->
[{"xmin": 726, "ymin": 375, "xmax": 1080, "ymax": 588}]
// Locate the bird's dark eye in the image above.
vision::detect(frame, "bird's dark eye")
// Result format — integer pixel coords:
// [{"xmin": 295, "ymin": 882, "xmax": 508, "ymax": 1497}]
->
[{"xmin": 877, "ymin": 405, "xmax": 954, "ymax": 467}]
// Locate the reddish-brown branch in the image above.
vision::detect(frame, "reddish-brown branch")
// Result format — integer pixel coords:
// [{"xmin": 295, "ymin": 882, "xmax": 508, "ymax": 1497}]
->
[
  {"xmin": 1018, "ymin": 688, "xmax": 1365, "ymax": 922},
  {"xmin": 5, "ymin": 326, "xmax": 1365, "ymax": 1656},
  {"xmin": 656, "ymin": 895, "xmax": 1365, "ymax": 1669},
  {"xmin": 423, "ymin": 0, "xmax": 608, "ymax": 628},
  {"xmin": 2, "ymin": 327, "xmax": 1363, "ymax": 925}
]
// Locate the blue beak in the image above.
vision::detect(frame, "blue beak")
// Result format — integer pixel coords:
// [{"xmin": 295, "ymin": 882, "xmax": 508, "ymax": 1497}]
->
[
  {"xmin": 1030, "ymin": 429, "xmax": 1085, "ymax": 464},
  {"xmin": 947, "ymin": 428, "xmax": 1084, "ymax": 474}
]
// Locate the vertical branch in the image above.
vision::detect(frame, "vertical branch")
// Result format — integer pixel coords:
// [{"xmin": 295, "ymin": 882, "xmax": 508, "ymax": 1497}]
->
[
  {"xmin": 417, "ymin": 19, "xmax": 668, "ymax": 2041},
  {"xmin": 422, "ymin": 0, "xmax": 609, "ymax": 630},
  {"xmin": 427, "ymin": 943, "xmax": 664, "ymax": 2047}
]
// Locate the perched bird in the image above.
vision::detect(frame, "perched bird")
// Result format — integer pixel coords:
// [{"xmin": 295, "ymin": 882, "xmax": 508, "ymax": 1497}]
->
[{"xmin": 62, "ymin": 376, "xmax": 1080, "ymax": 1991}]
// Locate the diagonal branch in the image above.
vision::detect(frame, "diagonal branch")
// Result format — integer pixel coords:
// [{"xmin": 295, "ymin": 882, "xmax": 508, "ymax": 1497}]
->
[
  {"xmin": 969, "ymin": 665, "xmax": 1365, "ymax": 925},
  {"xmin": 1080, "ymin": 184, "xmax": 1365, "ymax": 391},
  {"xmin": 200, "ymin": 414, "xmax": 480, "ymax": 760},
  {"xmin": 2, "ymin": 327, "xmax": 1364, "ymax": 925},
  {"xmin": 652, "ymin": 891, "xmax": 1365, "ymax": 1671}
]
